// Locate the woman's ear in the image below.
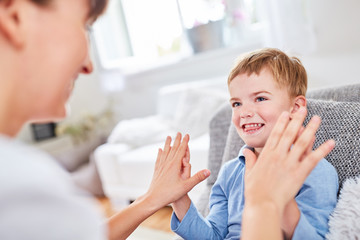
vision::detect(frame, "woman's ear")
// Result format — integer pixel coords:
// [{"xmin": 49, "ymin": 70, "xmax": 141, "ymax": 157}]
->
[
  {"xmin": 290, "ymin": 95, "xmax": 307, "ymax": 114},
  {"xmin": 0, "ymin": 0, "xmax": 25, "ymax": 49}
]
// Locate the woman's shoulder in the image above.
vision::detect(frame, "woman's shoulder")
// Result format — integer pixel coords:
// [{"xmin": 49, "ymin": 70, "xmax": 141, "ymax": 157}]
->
[
  {"xmin": 0, "ymin": 136, "xmax": 68, "ymax": 188},
  {"xmin": 0, "ymin": 136, "xmax": 106, "ymax": 239}
]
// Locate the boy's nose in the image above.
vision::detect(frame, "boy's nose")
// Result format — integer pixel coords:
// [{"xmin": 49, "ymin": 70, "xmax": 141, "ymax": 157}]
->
[{"xmin": 240, "ymin": 107, "xmax": 254, "ymax": 118}]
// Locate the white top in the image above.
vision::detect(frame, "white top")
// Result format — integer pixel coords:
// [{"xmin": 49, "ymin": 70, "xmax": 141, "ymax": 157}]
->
[{"xmin": 0, "ymin": 135, "xmax": 106, "ymax": 240}]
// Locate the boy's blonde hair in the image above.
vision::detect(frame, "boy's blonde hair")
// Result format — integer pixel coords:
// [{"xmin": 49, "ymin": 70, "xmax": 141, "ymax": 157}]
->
[{"xmin": 228, "ymin": 48, "xmax": 307, "ymax": 97}]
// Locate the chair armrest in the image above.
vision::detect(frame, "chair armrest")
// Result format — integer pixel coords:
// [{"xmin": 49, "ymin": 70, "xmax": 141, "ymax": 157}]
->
[{"xmin": 94, "ymin": 143, "xmax": 131, "ymax": 192}]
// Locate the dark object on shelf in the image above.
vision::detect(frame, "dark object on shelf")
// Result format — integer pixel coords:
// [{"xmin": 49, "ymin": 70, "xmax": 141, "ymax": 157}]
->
[{"xmin": 31, "ymin": 122, "xmax": 57, "ymax": 141}]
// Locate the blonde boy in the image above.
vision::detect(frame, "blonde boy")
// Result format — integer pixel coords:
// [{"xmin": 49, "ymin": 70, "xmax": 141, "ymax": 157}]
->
[{"xmin": 171, "ymin": 48, "xmax": 339, "ymax": 240}]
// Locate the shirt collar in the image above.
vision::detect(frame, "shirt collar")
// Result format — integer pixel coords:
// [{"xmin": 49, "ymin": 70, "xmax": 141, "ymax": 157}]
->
[{"xmin": 238, "ymin": 145, "xmax": 255, "ymax": 165}]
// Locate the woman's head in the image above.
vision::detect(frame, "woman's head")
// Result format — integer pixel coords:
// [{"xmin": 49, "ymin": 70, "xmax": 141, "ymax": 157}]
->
[{"xmin": 0, "ymin": 0, "xmax": 108, "ymax": 135}]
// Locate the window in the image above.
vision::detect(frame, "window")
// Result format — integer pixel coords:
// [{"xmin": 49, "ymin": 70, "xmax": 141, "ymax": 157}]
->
[{"xmin": 92, "ymin": 0, "xmax": 260, "ymax": 71}]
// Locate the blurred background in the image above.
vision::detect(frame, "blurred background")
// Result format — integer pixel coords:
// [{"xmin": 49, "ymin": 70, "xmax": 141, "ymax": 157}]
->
[{"xmin": 16, "ymin": 0, "xmax": 360, "ymax": 200}]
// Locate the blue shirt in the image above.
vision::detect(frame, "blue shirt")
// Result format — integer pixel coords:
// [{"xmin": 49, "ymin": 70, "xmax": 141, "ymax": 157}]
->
[{"xmin": 171, "ymin": 146, "xmax": 339, "ymax": 240}]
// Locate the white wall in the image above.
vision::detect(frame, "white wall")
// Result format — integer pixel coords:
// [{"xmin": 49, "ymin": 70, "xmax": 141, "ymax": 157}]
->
[
  {"xmin": 302, "ymin": 0, "xmax": 360, "ymax": 89},
  {"xmin": 112, "ymin": 0, "xmax": 360, "ymax": 119},
  {"xmin": 108, "ymin": 42, "xmax": 261, "ymax": 120},
  {"xmin": 308, "ymin": 0, "xmax": 360, "ymax": 55}
]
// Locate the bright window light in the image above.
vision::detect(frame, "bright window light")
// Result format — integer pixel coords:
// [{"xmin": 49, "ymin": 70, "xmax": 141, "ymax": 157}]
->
[{"xmin": 122, "ymin": 0, "xmax": 183, "ymax": 58}]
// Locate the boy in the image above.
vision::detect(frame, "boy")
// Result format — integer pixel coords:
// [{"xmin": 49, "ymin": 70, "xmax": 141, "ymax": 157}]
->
[{"xmin": 170, "ymin": 48, "xmax": 339, "ymax": 240}]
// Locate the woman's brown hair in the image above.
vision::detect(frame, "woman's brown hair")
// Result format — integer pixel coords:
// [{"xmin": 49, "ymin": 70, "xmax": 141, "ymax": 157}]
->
[{"xmin": 0, "ymin": 0, "xmax": 108, "ymax": 20}]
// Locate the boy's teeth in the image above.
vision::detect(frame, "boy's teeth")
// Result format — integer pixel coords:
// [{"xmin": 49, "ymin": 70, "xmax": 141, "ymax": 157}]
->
[{"xmin": 245, "ymin": 124, "xmax": 262, "ymax": 128}]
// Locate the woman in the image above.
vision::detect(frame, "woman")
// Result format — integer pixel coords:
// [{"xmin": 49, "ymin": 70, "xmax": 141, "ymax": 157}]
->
[
  {"xmin": 0, "ymin": 0, "xmax": 209, "ymax": 239},
  {"xmin": 0, "ymin": 0, "xmax": 334, "ymax": 239}
]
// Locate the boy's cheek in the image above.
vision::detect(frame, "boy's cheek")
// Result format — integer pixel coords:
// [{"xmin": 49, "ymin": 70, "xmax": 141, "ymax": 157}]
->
[{"xmin": 231, "ymin": 114, "xmax": 239, "ymax": 127}]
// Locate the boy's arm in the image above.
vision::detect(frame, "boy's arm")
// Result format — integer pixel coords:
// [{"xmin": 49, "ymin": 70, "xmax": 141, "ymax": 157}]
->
[
  {"xmin": 171, "ymin": 163, "xmax": 232, "ymax": 240},
  {"xmin": 171, "ymin": 195, "xmax": 191, "ymax": 221}
]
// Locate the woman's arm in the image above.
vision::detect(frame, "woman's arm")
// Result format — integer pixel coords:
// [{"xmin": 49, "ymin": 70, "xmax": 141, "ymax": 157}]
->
[
  {"xmin": 107, "ymin": 133, "xmax": 210, "ymax": 240},
  {"xmin": 242, "ymin": 107, "xmax": 335, "ymax": 240}
]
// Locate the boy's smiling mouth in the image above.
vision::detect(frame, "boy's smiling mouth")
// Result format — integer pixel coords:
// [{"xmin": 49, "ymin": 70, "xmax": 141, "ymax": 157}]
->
[{"xmin": 242, "ymin": 123, "xmax": 265, "ymax": 134}]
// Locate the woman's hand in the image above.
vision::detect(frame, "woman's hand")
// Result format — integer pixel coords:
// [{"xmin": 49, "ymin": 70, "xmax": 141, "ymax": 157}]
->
[
  {"xmin": 142, "ymin": 133, "xmax": 210, "ymax": 210},
  {"xmin": 108, "ymin": 133, "xmax": 210, "ymax": 240},
  {"xmin": 242, "ymin": 107, "xmax": 335, "ymax": 240}
]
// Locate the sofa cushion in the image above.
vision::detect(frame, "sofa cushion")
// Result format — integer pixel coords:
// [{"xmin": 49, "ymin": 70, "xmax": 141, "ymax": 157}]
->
[
  {"xmin": 220, "ymin": 99, "xmax": 360, "ymax": 188},
  {"xmin": 107, "ymin": 115, "xmax": 176, "ymax": 148},
  {"xmin": 207, "ymin": 103, "xmax": 234, "ymax": 185},
  {"xmin": 305, "ymin": 99, "xmax": 360, "ymax": 187},
  {"xmin": 306, "ymin": 83, "xmax": 360, "ymax": 103},
  {"xmin": 172, "ymin": 88, "xmax": 228, "ymax": 138}
]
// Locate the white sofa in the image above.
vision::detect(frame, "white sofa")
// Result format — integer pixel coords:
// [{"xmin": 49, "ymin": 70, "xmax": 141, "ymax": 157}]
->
[{"xmin": 94, "ymin": 77, "xmax": 228, "ymax": 209}]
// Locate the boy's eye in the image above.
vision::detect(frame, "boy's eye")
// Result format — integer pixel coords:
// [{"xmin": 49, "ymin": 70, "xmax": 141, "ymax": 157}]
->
[
  {"xmin": 232, "ymin": 102, "xmax": 241, "ymax": 108},
  {"xmin": 256, "ymin": 97, "xmax": 266, "ymax": 102}
]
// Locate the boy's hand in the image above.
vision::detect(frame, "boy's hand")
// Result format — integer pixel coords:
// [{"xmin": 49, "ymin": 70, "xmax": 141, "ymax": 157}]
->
[
  {"xmin": 242, "ymin": 107, "xmax": 335, "ymax": 239},
  {"xmin": 142, "ymin": 133, "xmax": 210, "ymax": 211},
  {"xmin": 171, "ymin": 145, "xmax": 193, "ymax": 221}
]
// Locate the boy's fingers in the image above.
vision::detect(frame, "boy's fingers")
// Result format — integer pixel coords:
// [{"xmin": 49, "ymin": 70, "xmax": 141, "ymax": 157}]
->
[
  {"xmin": 277, "ymin": 107, "xmax": 307, "ymax": 151},
  {"xmin": 184, "ymin": 145, "xmax": 190, "ymax": 163},
  {"xmin": 265, "ymin": 111, "xmax": 291, "ymax": 149},
  {"xmin": 185, "ymin": 169, "xmax": 211, "ymax": 192},
  {"xmin": 182, "ymin": 160, "xmax": 191, "ymax": 178}
]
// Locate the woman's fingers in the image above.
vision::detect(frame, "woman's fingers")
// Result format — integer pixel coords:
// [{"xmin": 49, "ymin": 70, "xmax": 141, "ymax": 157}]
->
[
  {"xmin": 277, "ymin": 107, "xmax": 308, "ymax": 152},
  {"xmin": 158, "ymin": 133, "xmax": 190, "ymax": 172},
  {"xmin": 167, "ymin": 133, "xmax": 182, "ymax": 160},
  {"xmin": 157, "ymin": 136, "xmax": 171, "ymax": 166},
  {"xmin": 174, "ymin": 134, "xmax": 190, "ymax": 166},
  {"xmin": 298, "ymin": 139, "xmax": 335, "ymax": 181},
  {"xmin": 154, "ymin": 148, "xmax": 163, "ymax": 171},
  {"xmin": 265, "ymin": 111, "xmax": 291, "ymax": 149},
  {"xmin": 289, "ymin": 115, "xmax": 321, "ymax": 162}
]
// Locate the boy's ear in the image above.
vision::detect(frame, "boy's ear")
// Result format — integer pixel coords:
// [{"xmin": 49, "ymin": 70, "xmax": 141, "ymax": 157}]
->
[
  {"xmin": 290, "ymin": 95, "xmax": 307, "ymax": 114},
  {"xmin": 0, "ymin": 0, "xmax": 25, "ymax": 49}
]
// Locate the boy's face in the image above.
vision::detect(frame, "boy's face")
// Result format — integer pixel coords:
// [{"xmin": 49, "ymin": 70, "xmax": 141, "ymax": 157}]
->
[{"xmin": 229, "ymin": 67, "xmax": 295, "ymax": 155}]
